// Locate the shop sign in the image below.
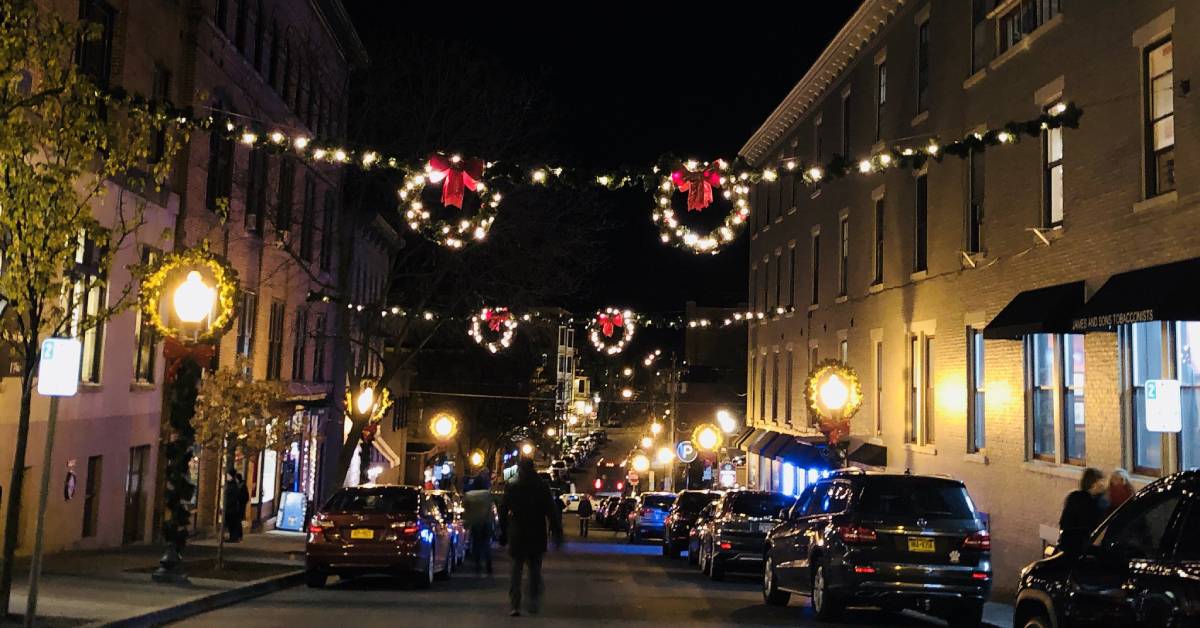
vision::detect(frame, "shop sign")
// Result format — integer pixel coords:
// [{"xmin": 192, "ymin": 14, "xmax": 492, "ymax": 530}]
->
[{"xmin": 1145, "ymin": 379, "xmax": 1182, "ymax": 432}]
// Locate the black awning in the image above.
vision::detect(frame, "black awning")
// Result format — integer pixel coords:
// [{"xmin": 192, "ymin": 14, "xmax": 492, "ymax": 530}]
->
[
  {"xmin": 744, "ymin": 429, "xmax": 781, "ymax": 455},
  {"xmin": 983, "ymin": 281, "xmax": 1086, "ymax": 340},
  {"xmin": 1071, "ymin": 258, "xmax": 1200, "ymax": 331},
  {"xmin": 405, "ymin": 441, "xmax": 436, "ymax": 454},
  {"xmin": 759, "ymin": 433, "xmax": 793, "ymax": 459},
  {"xmin": 730, "ymin": 426, "xmax": 759, "ymax": 449},
  {"xmin": 848, "ymin": 443, "xmax": 887, "ymax": 467},
  {"xmin": 775, "ymin": 440, "xmax": 829, "ymax": 468}
]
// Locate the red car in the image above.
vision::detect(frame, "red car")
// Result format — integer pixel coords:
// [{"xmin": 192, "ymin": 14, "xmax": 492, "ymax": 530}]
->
[{"xmin": 306, "ymin": 485, "xmax": 454, "ymax": 588}]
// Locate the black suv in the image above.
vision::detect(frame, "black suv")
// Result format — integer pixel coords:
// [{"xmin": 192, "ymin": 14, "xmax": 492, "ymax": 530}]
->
[
  {"xmin": 762, "ymin": 472, "xmax": 991, "ymax": 627},
  {"xmin": 697, "ymin": 490, "xmax": 794, "ymax": 580},
  {"xmin": 662, "ymin": 490, "xmax": 723, "ymax": 558},
  {"xmin": 1015, "ymin": 470, "xmax": 1200, "ymax": 628}
]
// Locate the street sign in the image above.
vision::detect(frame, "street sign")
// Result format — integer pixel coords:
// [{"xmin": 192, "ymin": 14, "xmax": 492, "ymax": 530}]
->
[
  {"xmin": 37, "ymin": 338, "xmax": 81, "ymax": 397},
  {"xmin": 718, "ymin": 462, "xmax": 736, "ymax": 488},
  {"xmin": 676, "ymin": 440, "xmax": 698, "ymax": 463},
  {"xmin": 1145, "ymin": 379, "xmax": 1182, "ymax": 432},
  {"xmin": 628, "ymin": 471, "xmax": 639, "ymax": 485}
]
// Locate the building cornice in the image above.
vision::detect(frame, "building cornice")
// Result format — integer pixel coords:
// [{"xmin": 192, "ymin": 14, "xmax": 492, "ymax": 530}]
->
[{"xmin": 739, "ymin": 0, "xmax": 906, "ymax": 166}]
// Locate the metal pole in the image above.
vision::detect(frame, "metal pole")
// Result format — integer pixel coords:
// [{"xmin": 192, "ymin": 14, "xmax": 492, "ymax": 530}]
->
[
  {"xmin": 23, "ymin": 395, "xmax": 60, "ymax": 628},
  {"xmin": 666, "ymin": 354, "xmax": 679, "ymax": 492}
]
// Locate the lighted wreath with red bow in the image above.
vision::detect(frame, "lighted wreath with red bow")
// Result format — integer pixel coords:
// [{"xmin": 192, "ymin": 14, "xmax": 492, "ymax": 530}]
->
[
  {"xmin": 469, "ymin": 307, "xmax": 519, "ymax": 353},
  {"xmin": 804, "ymin": 360, "xmax": 864, "ymax": 447},
  {"xmin": 652, "ymin": 159, "xmax": 753, "ymax": 255},
  {"xmin": 399, "ymin": 153, "xmax": 501, "ymax": 249},
  {"xmin": 589, "ymin": 307, "xmax": 636, "ymax": 355}
]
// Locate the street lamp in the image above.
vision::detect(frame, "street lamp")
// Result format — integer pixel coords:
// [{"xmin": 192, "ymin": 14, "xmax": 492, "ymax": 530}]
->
[
  {"xmin": 520, "ymin": 442, "xmax": 535, "ymax": 456},
  {"xmin": 546, "ymin": 427, "xmax": 557, "ymax": 437},
  {"xmin": 655, "ymin": 447, "xmax": 674, "ymax": 466},
  {"xmin": 355, "ymin": 385, "xmax": 377, "ymax": 416},
  {"xmin": 805, "ymin": 361, "xmax": 864, "ymax": 468},
  {"xmin": 650, "ymin": 422, "xmax": 663, "ymax": 436},
  {"xmin": 621, "ymin": 388, "xmax": 633, "ymax": 399},
  {"xmin": 172, "ymin": 271, "xmax": 216, "ymax": 324},
  {"xmin": 716, "ymin": 409, "xmax": 737, "ymax": 434},
  {"xmin": 469, "ymin": 450, "xmax": 486, "ymax": 467},
  {"xmin": 622, "ymin": 367, "xmax": 633, "ymax": 377},
  {"xmin": 693, "ymin": 424, "xmax": 723, "ymax": 452},
  {"xmin": 631, "ymin": 453, "xmax": 651, "ymax": 473},
  {"xmin": 640, "ymin": 436, "xmax": 653, "ymax": 449},
  {"xmin": 430, "ymin": 413, "xmax": 458, "ymax": 441}
]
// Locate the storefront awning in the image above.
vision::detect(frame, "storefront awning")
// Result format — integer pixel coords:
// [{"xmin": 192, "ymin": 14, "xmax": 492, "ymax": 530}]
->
[
  {"xmin": 743, "ymin": 429, "xmax": 782, "ymax": 455},
  {"xmin": 775, "ymin": 439, "xmax": 830, "ymax": 468},
  {"xmin": 983, "ymin": 281, "xmax": 1086, "ymax": 340},
  {"xmin": 759, "ymin": 433, "xmax": 793, "ymax": 459},
  {"xmin": 1071, "ymin": 258, "xmax": 1200, "ymax": 331},
  {"xmin": 405, "ymin": 441, "xmax": 436, "ymax": 454},
  {"xmin": 848, "ymin": 442, "xmax": 887, "ymax": 467}
]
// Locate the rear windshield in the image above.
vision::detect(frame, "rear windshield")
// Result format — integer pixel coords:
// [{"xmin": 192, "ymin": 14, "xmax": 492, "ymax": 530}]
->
[
  {"xmin": 729, "ymin": 492, "xmax": 793, "ymax": 517},
  {"xmin": 676, "ymin": 492, "xmax": 720, "ymax": 513},
  {"xmin": 324, "ymin": 488, "xmax": 418, "ymax": 513},
  {"xmin": 643, "ymin": 495, "xmax": 675, "ymax": 510},
  {"xmin": 857, "ymin": 478, "xmax": 976, "ymax": 519}
]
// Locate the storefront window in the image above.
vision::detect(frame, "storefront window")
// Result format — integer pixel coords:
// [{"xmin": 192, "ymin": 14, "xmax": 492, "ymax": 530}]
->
[
  {"xmin": 1029, "ymin": 334, "xmax": 1058, "ymax": 460},
  {"xmin": 1027, "ymin": 333, "xmax": 1085, "ymax": 463},
  {"xmin": 1177, "ymin": 322, "xmax": 1200, "ymax": 469},
  {"xmin": 1127, "ymin": 322, "xmax": 1165, "ymax": 475}
]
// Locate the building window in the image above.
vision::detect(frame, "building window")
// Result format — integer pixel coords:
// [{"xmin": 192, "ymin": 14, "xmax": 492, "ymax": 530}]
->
[
  {"xmin": 1122, "ymin": 322, "xmax": 1200, "ymax": 475},
  {"xmin": 914, "ymin": 174, "xmax": 928, "ymax": 273},
  {"xmin": 773, "ymin": 251, "xmax": 782, "ymax": 312},
  {"xmin": 968, "ymin": 328, "xmax": 986, "ymax": 453},
  {"xmin": 291, "ymin": 308, "xmax": 308, "ymax": 381},
  {"xmin": 841, "ymin": 91, "xmax": 851, "ymax": 156},
  {"xmin": 916, "ymin": 19, "xmax": 930, "ymax": 113},
  {"xmin": 150, "ymin": 67, "xmax": 171, "ymax": 163},
  {"xmin": 749, "ymin": 354, "xmax": 757, "ymax": 421},
  {"xmin": 268, "ymin": 20, "xmax": 280, "ymax": 87},
  {"xmin": 785, "ymin": 349, "xmax": 794, "ymax": 424},
  {"xmin": 908, "ymin": 334, "xmax": 935, "ymax": 444},
  {"xmin": 320, "ymin": 190, "xmax": 336, "ymax": 271},
  {"xmin": 1145, "ymin": 38, "xmax": 1175, "ymax": 196},
  {"xmin": 788, "ymin": 246, "xmax": 796, "ymax": 308},
  {"xmin": 999, "ymin": 0, "xmax": 1060, "ymax": 55},
  {"xmin": 134, "ymin": 247, "xmax": 160, "ymax": 383},
  {"xmin": 761, "ymin": 263, "xmax": 769, "ymax": 315},
  {"xmin": 266, "ymin": 300, "xmax": 285, "ymax": 380},
  {"xmin": 234, "ymin": 0, "xmax": 249, "ymax": 52},
  {"xmin": 245, "ymin": 151, "xmax": 268, "ymax": 233},
  {"xmin": 205, "ymin": 105, "xmax": 235, "ymax": 212},
  {"xmin": 966, "ymin": 147, "xmax": 984, "ymax": 253},
  {"xmin": 312, "ymin": 313, "xmax": 328, "ymax": 383},
  {"xmin": 1027, "ymin": 333, "xmax": 1085, "ymax": 464},
  {"xmin": 839, "ymin": 339, "xmax": 848, "ymax": 365},
  {"xmin": 873, "ymin": 197, "xmax": 884, "ymax": 285},
  {"xmin": 77, "ymin": 0, "xmax": 116, "ymax": 89},
  {"xmin": 300, "ymin": 176, "xmax": 316, "ymax": 261},
  {"xmin": 771, "ymin": 352, "xmax": 780, "ymax": 422},
  {"xmin": 875, "ymin": 61, "xmax": 887, "ymax": 142},
  {"xmin": 276, "ymin": 158, "xmax": 295, "ymax": 234},
  {"xmin": 814, "ymin": 117, "xmax": 823, "ymax": 163},
  {"xmin": 236, "ymin": 291, "xmax": 257, "ymax": 361},
  {"xmin": 124, "ymin": 445, "xmax": 149, "ymax": 543},
  {"xmin": 759, "ymin": 355, "xmax": 768, "ymax": 421},
  {"xmin": 1043, "ymin": 106, "xmax": 1064, "ymax": 227},
  {"xmin": 81, "ymin": 455, "xmax": 102, "ymax": 538},
  {"xmin": 874, "ymin": 339, "xmax": 884, "ymax": 434},
  {"xmin": 215, "ymin": 0, "xmax": 228, "ymax": 33},
  {"xmin": 837, "ymin": 216, "xmax": 849, "ymax": 297},
  {"xmin": 71, "ymin": 234, "xmax": 106, "ymax": 385},
  {"xmin": 810, "ymin": 231, "xmax": 820, "ymax": 306},
  {"xmin": 971, "ymin": 0, "xmax": 997, "ymax": 73},
  {"xmin": 750, "ymin": 265, "xmax": 758, "ymax": 314},
  {"xmin": 809, "ymin": 345, "xmax": 819, "ymax": 425}
]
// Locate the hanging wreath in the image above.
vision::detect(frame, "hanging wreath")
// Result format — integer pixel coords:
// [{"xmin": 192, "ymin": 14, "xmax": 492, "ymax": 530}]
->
[
  {"xmin": 137, "ymin": 246, "xmax": 240, "ymax": 344},
  {"xmin": 804, "ymin": 359, "xmax": 863, "ymax": 445},
  {"xmin": 469, "ymin": 307, "xmax": 518, "ymax": 353},
  {"xmin": 651, "ymin": 158, "xmax": 751, "ymax": 255},
  {"xmin": 590, "ymin": 308, "xmax": 636, "ymax": 355},
  {"xmin": 399, "ymin": 152, "xmax": 501, "ymax": 249},
  {"xmin": 345, "ymin": 379, "xmax": 394, "ymax": 444}
]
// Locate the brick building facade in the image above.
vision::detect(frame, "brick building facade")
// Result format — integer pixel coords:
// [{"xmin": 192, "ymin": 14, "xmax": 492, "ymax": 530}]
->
[{"xmin": 739, "ymin": 0, "xmax": 1199, "ymax": 592}]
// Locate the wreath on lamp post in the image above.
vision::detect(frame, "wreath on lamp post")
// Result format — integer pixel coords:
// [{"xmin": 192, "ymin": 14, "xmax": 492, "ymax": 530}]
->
[
  {"xmin": 651, "ymin": 158, "xmax": 752, "ymax": 255},
  {"xmin": 469, "ymin": 307, "xmax": 518, "ymax": 353},
  {"xmin": 137, "ymin": 246, "xmax": 240, "ymax": 344},
  {"xmin": 589, "ymin": 307, "xmax": 636, "ymax": 355},
  {"xmin": 804, "ymin": 359, "xmax": 863, "ymax": 447},
  {"xmin": 399, "ymin": 152, "xmax": 501, "ymax": 249}
]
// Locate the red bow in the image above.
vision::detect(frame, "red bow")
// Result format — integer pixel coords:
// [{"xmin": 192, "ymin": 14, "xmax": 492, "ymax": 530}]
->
[
  {"xmin": 483, "ymin": 308, "xmax": 510, "ymax": 332},
  {"xmin": 428, "ymin": 154, "xmax": 485, "ymax": 209},
  {"xmin": 818, "ymin": 418, "xmax": 851, "ymax": 446},
  {"xmin": 598, "ymin": 312, "xmax": 624, "ymax": 338},
  {"xmin": 670, "ymin": 167, "xmax": 723, "ymax": 212},
  {"xmin": 361, "ymin": 422, "xmax": 379, "ymax": 444},
  {"xmin": 163, "ymin": 336, "xmax": 215, "ymax": 383}
]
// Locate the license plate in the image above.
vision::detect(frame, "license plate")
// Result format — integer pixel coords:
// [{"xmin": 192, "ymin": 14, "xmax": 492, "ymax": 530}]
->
[
  {"xmin": 350, "ymin": 528, "xmax": 374, "ymax": 540},
  {"xmin": 907, "ymin": 536, "xmax": 936, "ymax": 553},
  {"xmin": 757, "ymin": 522, "xmax": 775, "ymax": 533}
]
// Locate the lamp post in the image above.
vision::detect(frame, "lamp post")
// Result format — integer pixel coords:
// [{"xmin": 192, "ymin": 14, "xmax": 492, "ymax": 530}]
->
[
  {"xmin": 140, "ymin": 248, "xmax": 239, "ymax": 584},
  {"xmin": 805, "ymin": 361, "xmax": 863, "ymax": 468}
]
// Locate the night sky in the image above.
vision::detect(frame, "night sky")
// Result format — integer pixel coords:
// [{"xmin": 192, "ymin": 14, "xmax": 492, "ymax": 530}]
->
[{"xmin": 344, "ymin": 4, "xmax": 862, "ymax": 315}]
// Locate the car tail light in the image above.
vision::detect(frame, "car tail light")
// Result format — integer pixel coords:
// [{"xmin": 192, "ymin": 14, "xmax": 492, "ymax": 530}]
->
[
  {"xmin": 391, "ymin": 521, "xmax": 420, "ymax": 535},
  {"xmin": 308, "ymin": 516, "xmax": 333, "ymax": 535},
  {"xmin": 962, "ymin": 530, "xmax": 991, "ymax": 551},
  {"xmin": 836, "ymin": 525, "xmax": 878, "ymax": 545},
  {"xmin": 972, "ymin": 572, "xmax": 990, "ymax": 581},
  {"xmin": 853, "ymin": 566, "xmax": 876, "ymax": 574},
  {"xmin": 718, "ymin": 541, "xmax": 732, "ymax": 551},
  {"xmin": 642, "ymin": 508, "xmax": 653, "ymax": 517},
  {"xmin": 616, "ymin": 481, "xmax": 624, "ymax": 490},
  {"xmin": 594, "ymin": 479, "xmax": 602, "ymax": 490}
]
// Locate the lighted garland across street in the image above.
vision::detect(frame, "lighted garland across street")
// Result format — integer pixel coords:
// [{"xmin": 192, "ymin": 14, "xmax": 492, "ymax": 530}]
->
[
  {"xmin": 590, "ymin": 308, "xmax": 636, "ymax": 355},
  {"xmin": 138, "ymin": 246, "xmax": 240, "ymax": 344},
  {"xmin": 804, "ymin": 359, "xmax": 863, "ymax": 445},
  {"xmin": 469, "ymin": 307, "xmax": 518, "ymax": 353},
  {"xmin": 399, "ymin": 153, "xmax": 501, "ymax": 249},
  {"xmin": 652, "ymin": 159, "xmax": 753, "ymax": 255}
]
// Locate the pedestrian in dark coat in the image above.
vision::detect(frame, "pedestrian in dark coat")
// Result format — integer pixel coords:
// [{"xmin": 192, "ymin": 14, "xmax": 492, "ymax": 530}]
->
[
  {"xmin": 1058, "ymin": 467, "xmax": 1107, "ymax": 553},
  {"xmin": 499, "ymin": 458, "xmax": 564, "ymax": 616},
  {"xmin": 224, "ymin": 470, "xmax": 247, "ymax": 542},
  {"xmin": 576, "ymin": 495, "xmax": 593, "ymax": 537}
]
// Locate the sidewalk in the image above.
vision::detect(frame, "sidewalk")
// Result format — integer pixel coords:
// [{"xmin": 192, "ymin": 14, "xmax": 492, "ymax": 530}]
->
[{"xmin": 2, "ymin": 531, "xmax": 305, "ymax": 627}]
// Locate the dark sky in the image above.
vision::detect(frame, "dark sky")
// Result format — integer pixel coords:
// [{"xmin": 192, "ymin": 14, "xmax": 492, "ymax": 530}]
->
[{"xmin": 344, "ymin": 4, "xmax": 861, "ymax": 315}]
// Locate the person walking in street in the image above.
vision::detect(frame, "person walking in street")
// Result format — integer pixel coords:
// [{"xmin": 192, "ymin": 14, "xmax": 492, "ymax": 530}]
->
[
  {"xmin": 1058, "ymin": 467, "xmax": 1107, "ymax": 553},
  {"xmin": 499, "ymin": 458, "xmax": 564, "ymax": 617},
  {"xmin": 224, "ymin": 470, "xmax": 248, "ymax": 542},
  {"xmin": 577, "ymin": 494, "xmax": 593, "ymax": 537},
  {"xmin": 1107, "ymin": 468, "xmax": 1135, "ymax": 515},
  {"xmin": 463, "ymin": 470, "xmax": 495, "ymax": 575}
]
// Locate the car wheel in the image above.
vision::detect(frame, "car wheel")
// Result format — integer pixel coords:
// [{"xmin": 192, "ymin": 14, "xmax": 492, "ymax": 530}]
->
[
  {"xmin": 949, "ymin": 602, "xmax": 985, "ymax": 628},
  {"xmin": 304, "ymin": 570, "xmax": 327, "ymax": 589},
  {"xmin": 698, "ymin": 542, "xmax": 709, "ymax": 573},
  {"xmin": 415, "ymin": 548, "xmax": 434, "ymax": 589},
  {"xmin": 661, "ymin": 541, "xmax": 671, "ymax": 557},
  {"xmin": 708, "ymin": 552, "xmax": 725, "ymax": 581},
  {"xmin": 687, "ymin": 542, "xmax": 699, "ymax": 566},
  {"xmin": 436, "ymin": 544, "xmax": 452, "ymax": 581},
  {"xmin": 762, "ymin": 556, "xmax": 790, "ymax": 606},
  {"xmin": 1019, "ymin": 611, "xmax": 1053, "ymax": 628},
  {"xmin": 811, "ymin": 564, "xmax": 843, "ymax": 621}
]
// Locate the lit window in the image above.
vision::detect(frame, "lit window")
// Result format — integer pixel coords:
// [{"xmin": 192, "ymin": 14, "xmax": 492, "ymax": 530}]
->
[{"xmin": 1146, "ymin": 38, "xmax": 1175, "ymax": 196}]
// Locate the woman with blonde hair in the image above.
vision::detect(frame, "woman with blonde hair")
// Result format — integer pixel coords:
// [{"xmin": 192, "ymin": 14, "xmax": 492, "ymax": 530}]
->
[{"xmin": 1107, "ymin": 468, "xmax": 1134, "ymax": 514}]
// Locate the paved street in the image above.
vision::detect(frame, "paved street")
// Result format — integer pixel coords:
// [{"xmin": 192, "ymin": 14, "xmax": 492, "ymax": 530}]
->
[{"xmin": 175, "ymin": 520, "xmax": 1009, "ymax": 628}]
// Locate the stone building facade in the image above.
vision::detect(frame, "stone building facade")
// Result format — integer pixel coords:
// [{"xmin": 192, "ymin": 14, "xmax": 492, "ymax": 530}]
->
[{"xmin": 739, "ymin": 0, "xmax": 1199, "ymax": 592}]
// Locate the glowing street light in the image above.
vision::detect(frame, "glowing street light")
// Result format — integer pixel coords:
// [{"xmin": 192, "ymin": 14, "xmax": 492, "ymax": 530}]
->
[
  {"xmin": 546, "ymin": 427, "xmax": 557, "ymax": 437},
  {"xmin": 173, "ymin": 271, "xmax": 215, "ymax": 324},
  {"xmin": 640, "ymin": 436, "xmax": 653, "ymax": 449},
  {"xmin": 568, "ymin": 414, "xmax": 579, "ymax": 426},
  {"xmin": 520, "ymin": 442, "xmax": 534, "ymax": 456},
  {"xmin": 655, "ymin": 446, "xmax": 674, "ymax": 466},
  {"xmin": 693, "ymin": 424, "xmax": 723, "ymax": 452},
  {"xmin": 631, "ymin": 453, "xmax": 651, "ymax": 473},
  {"xmin": 430, "ymin": 413, "xmax": 458, "ymax": 441},
  {"xmin": 622, "ymin": 367, "xmax": 633, "ymax": 377},
  {"xmin": 715, "ymin": 409, "xmax": 737, "ymax": 434},
  {"xmin": 650, "ymin": 422, "xmax": 663, "ymax": 436},
  {"xmin": 355, "ymin": 385, "xmax": 377, "ymax": 415},
  {"xmin": 819, "ymin": 374, "xmax": 851, "ymax": 414},
  {"xmin": 621, "ymin": 388, "xmax": 634, "ymax": 399},
  {"xmin": 469, "ymin": 450, "xmax": 485, "ymax": 467}
]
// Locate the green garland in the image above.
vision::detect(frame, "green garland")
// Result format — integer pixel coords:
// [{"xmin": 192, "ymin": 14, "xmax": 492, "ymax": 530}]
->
[
  {"xmin": 161, "ymin": 356, "xmax": 201, "ymax": 553},
  {"xmin": 137, "ymin": 245, "xmax": 240, "ymax": 344}
]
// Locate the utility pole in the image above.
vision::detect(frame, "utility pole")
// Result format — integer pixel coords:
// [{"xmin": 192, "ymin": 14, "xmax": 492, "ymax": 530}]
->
[{"xmin": 666, "ymin": 353, "xmax": 679, "ymax": 492}]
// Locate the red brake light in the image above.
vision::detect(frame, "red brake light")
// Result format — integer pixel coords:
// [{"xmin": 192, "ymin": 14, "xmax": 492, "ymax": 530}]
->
[
  {"xmin": 836, "ymin": 525, "xmax": 878, "ymax": 545},
  {"xmin": 309, "ymin": 516, "xmax": 333, "ymax": 535},
  {"xmin": 963, "ymin": 530, "xmax": 991, "ymax": 551},
  {"xmin": 642, "ymin": 508, "xmax": 653, "ymax": 516},
  {"xmin": 616, "ymin": 481, "xmax": 624, "ymax": 490},
  {"xmin": 853, "ymin": 566, "xmax": 876, "ymax": 574},
  {"xmin": 972, "ymin": 572, "xmax": 990, "ymax": 580},
  {"xmin": 718, "ymin": 541, "xmax": 732, "ymax": 551},
  {"xmin": 594, "ymin": 479, "xmax": 602, "ymax": 490}
]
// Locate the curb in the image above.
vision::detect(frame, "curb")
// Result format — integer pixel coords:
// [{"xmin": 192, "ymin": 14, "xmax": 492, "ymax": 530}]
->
[{"xmin": 84, "ymin": 570, "xmax": 305, "ymax": 628}]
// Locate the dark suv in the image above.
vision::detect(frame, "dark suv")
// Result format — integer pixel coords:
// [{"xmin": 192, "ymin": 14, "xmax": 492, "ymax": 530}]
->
[
  {"xmin": 663, "ymin": 490, "xmax": 723, "ymax": 558},
  {"xmin": 1015, "ymin": 470, "xmax": 1200, "ymax": 628},
  {"xmin": 762, "ymin": 472, "xmax": 991, "ymax": 627},
  {"xmin": 697, "ymin": 490, "xmax": 794, "ymax": 580}
]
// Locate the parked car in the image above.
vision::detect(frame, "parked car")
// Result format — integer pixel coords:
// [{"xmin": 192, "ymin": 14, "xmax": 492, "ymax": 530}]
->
[
  {"xmin": 696, "ymin": 490, "xmax": 793, "ymax": 581},
  {"xmin": 611, "ymin": 497, "xmax": 638, "ymax": 531},
  {"xmin": 596, "ymin": 496, "xmax": 622, "ymax": 526},
  {"xmin": 1014, "ymin": 470, "xmax": 1200, "ymax": 628},
  {"xmin": 627, "ymin": 492, "xmax": 676, "ymax": 542},
  {"xmin": 688, "ymin": 502, "xmax": 719, "ymax": 566},
  {"xmin": 426, "ymin": 490, "xmax": 468, "ymax": 566},
  {"xmin": 762, "ymin": 472, "xmax": 991, "ymax": 627},
  {"xmin": 550, "ymin": 459, "xmax": 569, "ymax": 481},
  {"xmin": 306, "ymin": 485, "xmax": 453, "ymax": 589},
  {"xmin": 663, "ymin": 490, "xmax": 724, "ymax": 558}
]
